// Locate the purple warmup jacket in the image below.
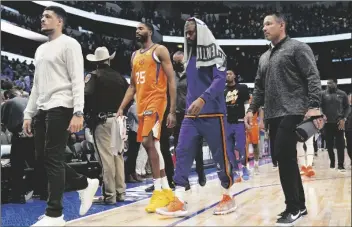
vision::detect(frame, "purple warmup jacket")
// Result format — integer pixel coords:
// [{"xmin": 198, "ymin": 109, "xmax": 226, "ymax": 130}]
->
[{"xmin": 185, "ymin": 56, "xmax": 227, "ymax": 115}]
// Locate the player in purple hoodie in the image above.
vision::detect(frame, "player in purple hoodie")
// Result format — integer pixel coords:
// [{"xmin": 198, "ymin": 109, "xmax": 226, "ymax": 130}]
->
[{"xmin": 156, "ymin": 18, "xmax": 236, "ymax": 217}]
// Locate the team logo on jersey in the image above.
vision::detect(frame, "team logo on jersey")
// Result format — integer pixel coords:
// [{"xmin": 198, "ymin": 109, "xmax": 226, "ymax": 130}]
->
[
  {"xmin": 143, "ymin": 110, "xmax": 153, "ymax": 116},
  {"xmin": 139, "ymin": 59, "xmax": 145, "ymax": 65},
  {"xmin": 226, "ymin": 90, "xmax": 238, "ymax": 104},
  {"xmin": 85, "ymin": 74, "xmax": 91, "ymax": 83}
]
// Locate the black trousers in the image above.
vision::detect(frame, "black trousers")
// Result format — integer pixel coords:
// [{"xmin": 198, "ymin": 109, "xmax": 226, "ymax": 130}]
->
[
  {"xmin": 313, "ymin": 134, "xmax": 318, "ymax": 153},
  {"xmin": 160, "ymin": 115, "xmax": 175, "ymax": 186},
  {"xmin": 346, "ymin": 130, "xmax": 352, "ymax": 162},
  {"xmin": 320, "ymin": 132, "xmax": 326, "ymax": 149},
  {"xmin": 268, "ymin": 115, "xmax": 305, "ymax": 212},
  {"xmin": 34, "ymin": 107, "xmax": 88, "ymax": 217},
  {"xmin": 268, "ymin": 129, "xmax": 278, "ymax": 166},
  {"xmin": 10, "ymin": 133, "xmax": 36, "ymax": 197},
  {"xmin": 125, "ymin": 131, "xmax": 141, "ymax": 176},
  {"xmin": 173, "ymin": 112, "xmax": 204, "ymax": 176},
  {"xmin": 324, "ymin": 123, "xmax": 345, "ymax": 168}
]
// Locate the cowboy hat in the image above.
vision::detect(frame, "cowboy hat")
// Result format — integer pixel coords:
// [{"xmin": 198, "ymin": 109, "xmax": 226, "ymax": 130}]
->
[{"xmin": 86, "ymin": 47, "xmax": 116, "ymax": 62}]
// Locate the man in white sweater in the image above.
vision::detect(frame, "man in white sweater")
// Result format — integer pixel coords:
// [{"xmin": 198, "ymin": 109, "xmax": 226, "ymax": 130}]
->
[{"xmin": 22, "ymin": 6, "xmax": 99, "ymax": 226}]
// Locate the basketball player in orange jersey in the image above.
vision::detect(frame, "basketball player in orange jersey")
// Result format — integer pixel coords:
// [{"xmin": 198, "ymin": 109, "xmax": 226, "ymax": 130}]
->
[
  {"xmin": 117, "ymin": 22, "xmax": 177, "ymax": 213},
  {"xmin": 245, "ymin": 94, "xmax": 262, "ymax": 175}
]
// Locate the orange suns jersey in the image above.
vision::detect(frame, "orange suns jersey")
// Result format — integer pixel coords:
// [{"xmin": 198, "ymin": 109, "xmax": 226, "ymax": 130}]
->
[{"xmin": 132, "ymin": 44, "xmax": 168, "ymax": 117}]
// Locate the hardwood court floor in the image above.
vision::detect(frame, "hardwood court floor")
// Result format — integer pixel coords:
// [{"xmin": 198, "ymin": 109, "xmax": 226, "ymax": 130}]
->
[{"xmin": 67, "ymin": 151, "xmax": 351, "ymax": 226}]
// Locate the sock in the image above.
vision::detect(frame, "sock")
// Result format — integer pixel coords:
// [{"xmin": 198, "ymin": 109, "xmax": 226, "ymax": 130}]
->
[
  {"xmin": 153, "ymin": 178, "xmax": 162, "ymax": 191},
  {"xmin": 305, "ymin": 136, "xmax": 315, "ymax": 167},
  {"xmin": 253, "ymin": 144, "xmax": 260, "ymax": 161},
  {"xmin": 161, "ymin": 176, "xmax": 170, "ymax": 189},
  {"xmin": 307, "ymin": 154, "xmax": 314, "ymax": 167},
  {"xmin": 175, "ymin": 186, "xmax": 187, "ymax": 203},
  {"xmin": 222, "ymin": 187, "xmax": 230, "ymax": 196}
]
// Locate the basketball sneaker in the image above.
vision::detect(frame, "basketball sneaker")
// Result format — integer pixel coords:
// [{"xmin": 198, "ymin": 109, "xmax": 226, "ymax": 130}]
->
[
  {"xmin": 162, "ymin": 188, "xmax": 174, "ymax": 201},
  {"xmin": 213, "ymin": 194, "xmax": 237, "ymax": 215},
  {"xmin": 338, "ymin": 166, "xmax": 346, "ymax": 173},
  {"xmin": 305, "ymin": 166, "xmax": 315, "ymax": 177},
  {"xmin": 277, "ymin": 207, "xmax": 308, "ymax": 218},
  {"xmin": 233, "ymin": 171, "xmax": 242, "ymax": 183},
  {"xmin": 156, "ymin": 196, "xmax": 188, "ymax": 217},
  {"xmin": 276, "ymin": 210, "xmax": 301, "ymax": 226},
  {"xmin": 242, "ymin": 167, "xmax": 250, "ymax": 181},
  {"xmin": 145, "ymin": 190, "xmax": 170, "ymax": 213}
]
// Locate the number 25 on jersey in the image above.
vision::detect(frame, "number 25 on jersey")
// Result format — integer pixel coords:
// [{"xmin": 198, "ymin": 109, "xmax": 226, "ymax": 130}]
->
[{"xmin": 136, "ymin": 71, "xmax": 146, "ymax": 84}]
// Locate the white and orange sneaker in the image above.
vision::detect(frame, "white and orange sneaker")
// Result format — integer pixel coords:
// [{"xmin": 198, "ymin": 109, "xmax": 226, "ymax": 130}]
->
[
  {"xmin": 305, "ymin": 166, "xmax": 315, "ymax": 177},
  {"xmin": 300, "ymin": 166, "xmax": 307, "ymax": 175},
  {"xmin": 156, "ymin": 196, "xmax": 188, "ymax": 217},
  {"xmin": 213, "ymin": 194, "xmax": 237, "ymax": 215}
]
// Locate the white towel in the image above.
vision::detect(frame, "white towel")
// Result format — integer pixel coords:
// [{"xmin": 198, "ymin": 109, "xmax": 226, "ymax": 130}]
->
[
  {"xmin": 111, "ymin": 116, "xmax": 127, "ymax": 156},
  {"xmin": 183, "ymin": 17, "xmax": 227, "ymax": 70}
]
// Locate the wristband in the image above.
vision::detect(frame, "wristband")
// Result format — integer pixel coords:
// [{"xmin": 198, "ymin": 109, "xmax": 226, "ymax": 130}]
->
[{"xmin": 198, "ymin": 97, "xmax": 206, "ymax": 104}]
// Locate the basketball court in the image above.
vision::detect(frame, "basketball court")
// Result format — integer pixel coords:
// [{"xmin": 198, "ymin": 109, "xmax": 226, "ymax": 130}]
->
[{"xmin": 66, "ymin": 151, "xmax": 351, "ymax": 226}]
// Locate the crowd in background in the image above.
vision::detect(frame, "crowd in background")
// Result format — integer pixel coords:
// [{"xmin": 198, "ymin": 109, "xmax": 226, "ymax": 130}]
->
[
  {"xmin": 58, "ymin": 1, "xmax": 351, "ymax": 38},
  {"xmin": 1, "ymin": 2, "xmax": 352, "ymax": 212},
  {"xmin": 1, "ymin": 2, "xmax": 351, "ymax": 96}
]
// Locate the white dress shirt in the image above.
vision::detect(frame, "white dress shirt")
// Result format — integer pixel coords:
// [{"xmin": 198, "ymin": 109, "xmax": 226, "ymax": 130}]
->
[{"xmin": 24, "ymin": 34, "xmax": 84, "ymax": 119}]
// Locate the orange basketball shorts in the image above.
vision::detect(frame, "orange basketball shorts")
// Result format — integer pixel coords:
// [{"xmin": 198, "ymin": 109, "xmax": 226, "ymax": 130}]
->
[
  {"xmin": 246, "ymin": 125, "xmax": 259, "ymax": 144},
  {"xmin": 137, "ymin": 111, "xmax": 163, "ymax": 143}
]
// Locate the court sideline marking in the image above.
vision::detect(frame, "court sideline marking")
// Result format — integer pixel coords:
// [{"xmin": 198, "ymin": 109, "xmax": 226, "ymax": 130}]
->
[
  {"xmin": 167, "ymin": 175, "xmax": 351, "ymax": 226},
  {"xmin": 66, "ymin": 161, "xmax": 272, "ymax": 224}
]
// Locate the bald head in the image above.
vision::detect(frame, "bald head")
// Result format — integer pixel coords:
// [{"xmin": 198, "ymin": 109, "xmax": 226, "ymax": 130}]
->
[
  {"xmin": 173, "ymin": 51, "xmax": 184, "ymax": 72},
  {"xmin": 173, "ymin": 51, "xmax": 184, "ymax": 63}
]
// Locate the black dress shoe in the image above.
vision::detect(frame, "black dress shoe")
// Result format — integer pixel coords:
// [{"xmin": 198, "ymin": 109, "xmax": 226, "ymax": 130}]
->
[
  {"xmin": 145, "ymin": 185, "xmax": 155, "ymax": 192},
  {"xmin": 126, "ymin": 175, "xmax": 138, "ymax": 183},
  {"xmin": 9, "ymin": 195, "xmax": 26, "ymax": 204},
  {"xmin": 185, "ymin": 183, "xmax": 191, "ymax": 191},
  {"xmin": 92, "ymin": 196, "xmax": 116, "ymax": 205},
  {"xmin": 132, "ymin": 173, "xmax": 144, "ymax": 182}
]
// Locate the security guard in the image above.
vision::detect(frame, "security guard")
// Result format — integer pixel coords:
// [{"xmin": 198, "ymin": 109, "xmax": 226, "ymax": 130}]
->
[{"xmin": 84, "ymin": 47, "xmax": 129, "ymax": 204}]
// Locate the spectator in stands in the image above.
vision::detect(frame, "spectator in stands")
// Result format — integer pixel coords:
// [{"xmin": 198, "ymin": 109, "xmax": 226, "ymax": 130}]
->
[
  {"xmin": 22, "ymin": 6, "xmax": 99, "ymax": 226},
  {"xmin": 1, "ymin": 88, "xmax": 44, "ymax": 203}
]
